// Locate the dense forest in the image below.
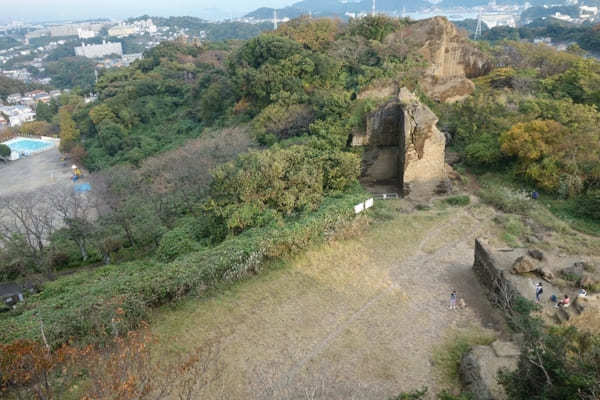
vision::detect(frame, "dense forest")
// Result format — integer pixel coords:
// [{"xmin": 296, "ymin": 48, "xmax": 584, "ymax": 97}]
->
[{"xmin": 1, "ymin": 15, "xmax": 600, "ymax": 399}]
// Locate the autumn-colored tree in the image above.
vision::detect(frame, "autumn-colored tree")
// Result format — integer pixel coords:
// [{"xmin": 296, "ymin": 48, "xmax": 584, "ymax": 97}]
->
[
  {"xmin": 58, "ymin": 108, "xmax": 80, "ymax": 153},
  {"xmin": 0, "ymin": 339, "xmax": 75, "ymax": 400},
  {"xmin": 89, "ymin": 103, "xmax": 118, "ymax": 127},
  {"xmin": 501, "ymin": 120, "xmax": 567, "ymax": 191},
  {"xmin": 276, "ymin": 16, "xmax": 341, "ymax": 51},
  {"xmin": 0, "ymin": 326, "xmax": 221, "ymax": 400},
  {"xmin": 19, "ymin": 120, "xmax": 55, "ymax": 137}
]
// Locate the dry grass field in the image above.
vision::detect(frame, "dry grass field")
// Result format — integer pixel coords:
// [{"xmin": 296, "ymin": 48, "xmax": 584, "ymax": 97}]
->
[{"xmin": 150, "ymin": 200, "xmax": 509, "ymax": 399}]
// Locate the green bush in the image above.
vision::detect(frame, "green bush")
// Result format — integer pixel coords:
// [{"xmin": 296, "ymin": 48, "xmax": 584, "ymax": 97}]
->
[
  {"xmin": 156, "ymin": 227, "xmax": 197, "ymax": 262},
  {"xmin": 575, "ymin": 187, "xmax": 600, "ymax": 220},
  {"xmin": 478, "ymin": 185, "xmax": 532, "ymax": 214},
  {"xmin": 0, "ymin": 144, "xmax": 10, "ymax": 158},
  {"xmin": 443, "ymin": 195, "xmax": 470, "ymax": 207},
  {"xmin": 0, "ymin": 189, "xmax": 366, "ymax": 347},
  {"xmin": 388, "ymin": 387, "xmax": 428, "ymax": 400}
]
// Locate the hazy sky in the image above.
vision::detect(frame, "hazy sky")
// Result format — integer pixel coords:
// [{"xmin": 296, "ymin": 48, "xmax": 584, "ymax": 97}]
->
[{"xmin": 5, "ymin": 0, "xmax": 296, "ymax": 22}]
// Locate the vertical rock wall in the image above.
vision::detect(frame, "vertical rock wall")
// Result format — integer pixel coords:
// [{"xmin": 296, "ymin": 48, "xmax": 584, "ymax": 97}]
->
[{"xmin": 352, "ymin": 88, "xmax": 446, "ymax": 196}]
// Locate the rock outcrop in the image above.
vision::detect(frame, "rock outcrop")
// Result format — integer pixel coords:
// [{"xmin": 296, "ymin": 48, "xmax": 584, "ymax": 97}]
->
[
  {"xmin": 383, "ymin": 17, "xmax": 491, "ymax": 102},
  {"xmin": 511, "ymin": 255, "xmax": 538, "ymax": 274},
  {"xmin": 352, "ymin": 88, "xmax": 446, "ymax": 197},
  {"xmin": 460, "ymin": 340, "xmax": 519, "ymax": 400}
]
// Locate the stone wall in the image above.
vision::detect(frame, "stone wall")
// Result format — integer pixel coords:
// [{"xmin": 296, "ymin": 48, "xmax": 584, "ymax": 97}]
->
[{"xmin": 473, "ymin": 238, "xmax": 520, "ymax": 310}]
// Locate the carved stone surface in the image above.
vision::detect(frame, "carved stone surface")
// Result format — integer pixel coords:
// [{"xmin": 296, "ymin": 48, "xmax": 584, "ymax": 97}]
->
[{"xmin": 353, "ymin": 88, "xmax": 446, "ymax": 197}]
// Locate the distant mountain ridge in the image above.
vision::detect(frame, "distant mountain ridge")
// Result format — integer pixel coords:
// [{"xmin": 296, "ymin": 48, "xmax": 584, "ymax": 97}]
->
[
  {"xmin": 245, "ymin": 0, "xmax": 431, "ymax": 19},
  {"xmin": 245, "ymin": 0, "xmax": 562, "ymax": 19}
]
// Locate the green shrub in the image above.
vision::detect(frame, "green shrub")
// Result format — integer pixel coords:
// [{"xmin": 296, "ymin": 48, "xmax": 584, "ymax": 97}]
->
[
  {"xmin": 156, "ymin": 227, "xmax": 197, "ymax": 262},
  {"xmin": 388, "ymin": 387, "xmax": 428, "ymax": 400},
  {"xmin": 478, "ymin": 185, "xmax": 532, "ymax": 214},
  {"xmin": 0, "ymin": 143, "xmax": 10, "ymax": 157},
  {"xmin": 575, "ymin": 188, "xmax": 600, "ymax": 221},
  {"xmin": 0, "ymin": 189, "xmax": 366, "ymax": 347},
  {"xmin": 443, "ymin": 195, "xmax": 470, "ymax": 207}
]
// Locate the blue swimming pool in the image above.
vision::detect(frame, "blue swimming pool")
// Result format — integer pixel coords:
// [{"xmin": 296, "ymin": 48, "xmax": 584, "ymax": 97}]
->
[{"xmin": 3, "ymin": 138, "xmax": 55, "ymax": 154}]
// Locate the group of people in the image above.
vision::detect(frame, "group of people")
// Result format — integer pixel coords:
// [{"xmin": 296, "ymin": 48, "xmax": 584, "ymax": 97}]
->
[
  {"xmin": 448, "ymin": 283, "xmax": 587, "ymax": 311},
  {"xmin": 535, "ymin": 282, "xmax": 586, "ymax": 308}
]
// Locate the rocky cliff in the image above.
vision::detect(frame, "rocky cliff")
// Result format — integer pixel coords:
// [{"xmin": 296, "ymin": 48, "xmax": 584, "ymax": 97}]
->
[
  {"xmin": 352, "ymin": 88, "xmax": 446, "ymax": 197},
  {"xmin": 384, "ymin": 17, "xmax": 491, "ymax": 103}
]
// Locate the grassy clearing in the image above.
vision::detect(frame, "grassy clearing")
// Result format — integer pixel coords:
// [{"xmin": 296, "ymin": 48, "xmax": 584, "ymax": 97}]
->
[
  {"xmin": 432, "ymin": 326, "xmax": 497, "ymax": 390},
  {"xmin": 149, "ymin": 200, "xmax": 479, "ymax": 398},
  {"xmin": 493, "ymin": 214, "xmax": 529, "ymax": 248}
]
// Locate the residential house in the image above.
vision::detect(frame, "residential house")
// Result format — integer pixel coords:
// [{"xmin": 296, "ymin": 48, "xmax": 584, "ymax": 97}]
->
[
  {"xmin": 33, "ymin": 92, "xmax": 51, "ymax": 103},
  {"xmin": 7, "ymin": 93, "xmax": 21, "ymax": 104}
]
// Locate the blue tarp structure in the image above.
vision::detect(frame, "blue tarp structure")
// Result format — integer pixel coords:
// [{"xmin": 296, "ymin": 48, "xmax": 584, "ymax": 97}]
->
[{"xmin": 74, "ymin": 183, "xmax": 91, "ymax": 193}]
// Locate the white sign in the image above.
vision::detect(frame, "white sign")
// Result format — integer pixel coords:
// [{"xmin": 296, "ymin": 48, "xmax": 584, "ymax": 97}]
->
[{"xmin": 354, "ymin": 203, "xmax": 365, "ymax": 214}]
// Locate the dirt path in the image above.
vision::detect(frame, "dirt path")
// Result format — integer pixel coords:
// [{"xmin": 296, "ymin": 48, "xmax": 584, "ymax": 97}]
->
[{"xmin": 152, "ymin": 203, "xmax": 506, "ymax": 399}]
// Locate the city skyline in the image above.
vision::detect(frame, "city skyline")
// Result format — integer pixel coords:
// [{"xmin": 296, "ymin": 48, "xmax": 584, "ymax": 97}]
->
[{"xmin": 3, "ymin": 0, "xmax": 297, "ymax": 22}]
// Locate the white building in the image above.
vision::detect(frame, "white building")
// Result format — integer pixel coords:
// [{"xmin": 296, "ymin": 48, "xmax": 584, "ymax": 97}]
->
[
  {"xmin": 122, "ymin": 53, "xmax": 143, "ymax": 66},
  {"xmin": 108, "ymin": 19, "xmax": 157, "ymax": 37},
  {"xmin": 0, "ymin": 105, "xmax": 35, "ymax": 127},
  {"xmin": 75, "ymin": 41, "xmax": 123, "ymax": 59},
  {"xmin": 78, "ymin": 28, "xmax": 96, "ymax": 39},
  {"xmin": 481, "ymin": 14, "xmax": 517, "ymax": 28}
]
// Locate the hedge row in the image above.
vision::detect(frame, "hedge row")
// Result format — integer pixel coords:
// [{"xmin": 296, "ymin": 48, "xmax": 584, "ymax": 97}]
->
[{"xmin": 0, "ymin": 189, "xmax": 366, "ymax": 346}]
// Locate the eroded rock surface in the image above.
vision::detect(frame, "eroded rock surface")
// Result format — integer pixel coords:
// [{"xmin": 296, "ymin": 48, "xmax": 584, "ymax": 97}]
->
[
  {"xmin": 353, "ymin": 88, "xmax": 446, "ymax": 197},
  {"xmin": 384, "ymin": 17, "xmax": 491, "ymax": 102}
]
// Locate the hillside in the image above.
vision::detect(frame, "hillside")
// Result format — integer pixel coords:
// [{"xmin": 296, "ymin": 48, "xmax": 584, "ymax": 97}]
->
[{"xmin": 1, "ymin": 15, "xmax": 600, "ymax": 399}]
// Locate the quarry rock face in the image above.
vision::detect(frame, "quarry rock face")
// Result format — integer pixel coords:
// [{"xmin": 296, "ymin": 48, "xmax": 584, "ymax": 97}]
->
[
  {"xmin": 352, "ymin": 88, "xmax": 446, "ymax": 197},
  {"xmin": 384, "ymin": 17, "xmax": 491, "ymax": 103}
]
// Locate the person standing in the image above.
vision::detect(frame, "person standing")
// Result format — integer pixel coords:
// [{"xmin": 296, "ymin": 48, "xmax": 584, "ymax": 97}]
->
[
  {"xmin": 535, "ymin": 282, "xmax": 543, "ymax": 303},
  {"xmin": 450, "ymin": 290, "xmax": 457, "ymax": 310}
]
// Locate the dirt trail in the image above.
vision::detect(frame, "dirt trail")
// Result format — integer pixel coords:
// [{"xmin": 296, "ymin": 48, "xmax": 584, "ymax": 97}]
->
[{"xmin": 152, "ymin": 203, "xmax": 506, "ymax": 400}]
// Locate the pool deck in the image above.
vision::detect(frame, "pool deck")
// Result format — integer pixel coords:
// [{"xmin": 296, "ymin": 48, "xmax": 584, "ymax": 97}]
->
[
  {"xmin": 3, "ymin": 136, "xmax": 59, "ymax": 158},
  {"xmin": 0, "ymin": 147, "xmax": 74, "ymax": 196}
]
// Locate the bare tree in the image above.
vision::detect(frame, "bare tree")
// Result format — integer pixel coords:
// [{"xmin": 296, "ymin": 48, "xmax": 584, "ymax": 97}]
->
[
  {"xmin": 46, "ymin": 187, "xmax": 96, "ymax": 261},
  {"xmin": 0, "ymin": 189, "xmax": 59, "ymax": 274}
]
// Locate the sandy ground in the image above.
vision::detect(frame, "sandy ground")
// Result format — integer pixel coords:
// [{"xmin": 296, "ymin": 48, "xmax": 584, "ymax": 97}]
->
[
  {"xmin": 0, "ymin": 147, "xmax": 74, "ymax": 196},
  {"xmin": 152, "ymin": 203, "xmax": 508, "ymax": 400}
]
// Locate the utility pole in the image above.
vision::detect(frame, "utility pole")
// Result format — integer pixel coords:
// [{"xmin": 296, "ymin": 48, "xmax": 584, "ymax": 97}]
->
[
  {"xmin": 273, "ymin": 9, "xmax": 278, "ymax": 30},
  {"xmin": 372, "ymin": 0, "xmax": 376, "ymax": 16},
  {"xmin": 474, "ymin": 12, "xmax": 482, "ymax": 40}
]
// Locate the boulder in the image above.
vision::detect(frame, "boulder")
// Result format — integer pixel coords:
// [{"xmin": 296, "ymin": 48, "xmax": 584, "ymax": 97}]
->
[
  {"xmin": 460, "ymin": 341, "xmax": 519, "ymax": 400},
  {"xmin": 580, "ymin": 274, "xmax": 600, "ymax": 290},
  {"xmin": 511, "ymin": 256, "xmax": 538, "ymax": 274},
  {"xmin": 491, "ymin": 341, "xmax": 520, "ymax": 358},
  {"xmin": 574, "ymin": 294, "xmax": 600, "ymax": 314},
  {"xmin": 527, "ymin": 249, "xmax": 544, "ymax": 261},
  {"xmin": 537, "ymin": 267, "xmax": 555, "ymax": 282}
]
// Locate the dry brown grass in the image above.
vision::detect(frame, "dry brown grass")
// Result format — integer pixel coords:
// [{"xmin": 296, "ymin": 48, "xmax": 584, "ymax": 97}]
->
[{"xmin": 148, "ymin": 200, "xmax": 505, "ymax": 399}]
